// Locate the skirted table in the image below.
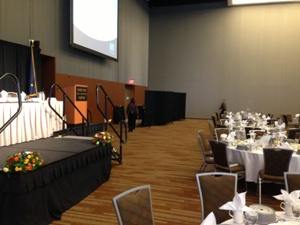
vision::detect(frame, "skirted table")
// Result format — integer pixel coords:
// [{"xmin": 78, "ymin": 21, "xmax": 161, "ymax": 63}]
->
[
  {"xmin": 0, "ymin": 98, "xmax": 63, "ymax": 147},
  {"xmin": 0, "ymin": 137, "xmax": 112, "ymax": 225}
]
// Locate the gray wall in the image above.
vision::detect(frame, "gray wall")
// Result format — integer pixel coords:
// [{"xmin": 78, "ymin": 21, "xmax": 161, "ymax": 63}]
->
[
  {"xmin": 0, "ymin": 0, "xmax": 149, "ymax": 86},
  {"xmin": 149, "ymin": 3, "xmax": 300, "ymax": 117}
]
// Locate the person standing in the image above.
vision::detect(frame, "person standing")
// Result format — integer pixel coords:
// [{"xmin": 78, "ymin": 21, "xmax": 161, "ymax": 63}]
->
[{"xmin": 127, "ymin": 97, "xmax": 138, "ymax": 132}]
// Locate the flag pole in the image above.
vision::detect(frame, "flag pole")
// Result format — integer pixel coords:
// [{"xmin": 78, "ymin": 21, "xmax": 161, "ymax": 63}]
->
[{"xmin": 29, "ymin": 39, "xmax": 38, "ymax": 97}]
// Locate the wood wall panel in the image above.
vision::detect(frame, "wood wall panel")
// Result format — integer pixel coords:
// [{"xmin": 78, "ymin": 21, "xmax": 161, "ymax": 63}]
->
[
  {"xmin": 55, "ymin": 73, "xmax": 146, "ymax": 123},
  {"xmin": 134, "ymin": 85, "xmax": 146, "ymax": 106}
]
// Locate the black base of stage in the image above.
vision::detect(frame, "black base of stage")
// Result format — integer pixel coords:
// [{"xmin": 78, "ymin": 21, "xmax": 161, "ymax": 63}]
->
[{"xmin": 0, "ymin": 137, "xmax": 112, "ymax": 225}]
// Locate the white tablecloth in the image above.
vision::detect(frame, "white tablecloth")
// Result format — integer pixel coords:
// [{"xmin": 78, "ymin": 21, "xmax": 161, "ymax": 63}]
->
[
  {"xmin": 227, "ymin": 147, "xmax": 300, "ymax": 182},
  {"xmin": 0, "ymin": 98, "xmax": 63, "ymax": 146}
]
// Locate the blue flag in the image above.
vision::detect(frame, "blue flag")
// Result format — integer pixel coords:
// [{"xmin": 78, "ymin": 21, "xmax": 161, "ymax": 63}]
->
[{"xmin": 27, "ymin": 43, "xmax": 37, "ymax": 95}]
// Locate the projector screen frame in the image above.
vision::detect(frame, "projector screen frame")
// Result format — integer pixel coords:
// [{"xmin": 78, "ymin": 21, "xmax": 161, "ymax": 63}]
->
[
  {"xmin": 228, "ymin": 0, "xmax": 300, "ymax": 6},
  {"xmin": 69, "ymin": 0, "xmax": 119, "ymax": 61}
]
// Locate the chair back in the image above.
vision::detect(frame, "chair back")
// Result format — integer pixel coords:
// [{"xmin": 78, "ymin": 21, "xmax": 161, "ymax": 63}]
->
[
  {"xmin": 263, "ymin": 148, "xmax": 293, "ymax": 177},
  {"xmin": 284, "ymin": 172, "xmax": 300, "ymax": 193},
  {"xmin": 113, "ymin": 185, "xmax": 154, "ymax": 225},
  {"xmin": 209, "ymin": 140, "xmax": 229, "ymax": 169},
  {"xmin": 198, "ymin": 129, "xmax": 211, "ymax": 154},
  {"xmin": 287, "ymin": 128, "xmax": 300, "ymax": 139},
  {"xmin": 208, "ymin": 121, "xmax": 216, "ymax": 139},
  {"xmin": 214, "ymin": 128, "xmax": 229, "ymax": 141},
  {"xmin": 251, "ymin": 130, "xmax": 265, "ymax": 139},
  {"xmin": 196, "ymin": 172, "xmax": 237, "ymax": 223},
  {"xmin": 197, "ymin": 131, "xmax": 207, "ymax": 160},
  {"xmin": 211, "ymin": 115, "xmax": 217, "ymax": 127},
  {"xmin": 245, "ymin": 127, "xmax": 261, "ymax": 139}
]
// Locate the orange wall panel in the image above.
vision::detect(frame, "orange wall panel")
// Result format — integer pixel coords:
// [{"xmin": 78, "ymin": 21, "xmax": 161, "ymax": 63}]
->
[{"xmin": 55, "ymin": 74, "xmax": 146, "ymax": 123}]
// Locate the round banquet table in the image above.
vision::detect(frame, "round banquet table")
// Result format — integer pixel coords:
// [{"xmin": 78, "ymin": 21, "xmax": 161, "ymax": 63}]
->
[
  {"xmin": 0, "ymin": 98, "xmax": 63, "ymax": 147},
  {"xmin": 221, "ymin": 211, "xmax": 299, "ymax": 225},
  {"xmin": 226, "ymin": 146, "xmax": 300, "ymax": 183}
]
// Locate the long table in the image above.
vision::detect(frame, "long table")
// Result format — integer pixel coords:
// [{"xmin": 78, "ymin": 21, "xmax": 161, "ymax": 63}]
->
[
  {"xmin": 0, "ymin": 137, "xmax": 112, "ymax": 225},
  {"xmin": 227, "ymin": 147, "xmax": 300, "ymax": 182},
  {"xmin": 0, "ymin": 98, "xmax": 63, "ymax": 146}
]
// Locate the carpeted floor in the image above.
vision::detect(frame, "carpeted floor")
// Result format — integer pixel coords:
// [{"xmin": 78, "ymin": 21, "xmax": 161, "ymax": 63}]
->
[{"xmin": 52, "ymin": 119, "xmax": 280, "ymax": 225}]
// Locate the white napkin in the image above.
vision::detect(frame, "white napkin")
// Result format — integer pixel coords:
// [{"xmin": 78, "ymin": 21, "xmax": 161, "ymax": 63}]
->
[
  {"xmin": 21, "ymin": 92, "xmax": 26, "ymax": 101},
  {"xmin": 201, "ymin": 212, "xmax": 216, "ymax": 225},
  {"xmin": 0, "ymin": 90, "xmax": 8, "ymax": 99},
  {"xmin": 220, "ymin": 192, "xmax": 251, "ymax": 211},
  {"xmin": 274, "ymin": 189, "xmax": 300, "ymax": 203},
  {"xmin": 227, "ymin": 131, "xmax": 236, "ymax": 142}
]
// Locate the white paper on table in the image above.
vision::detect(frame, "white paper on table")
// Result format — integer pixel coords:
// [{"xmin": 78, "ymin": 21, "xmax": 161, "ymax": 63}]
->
[
  {"xmin": 201, "ymin": 212, "xmax": 216, "ymax": 225},
  {"xmin": 219, "ymin": 192, "xmax": 252, "ymax": 211},
  {"xmin": 274, "ymin": 190, "xmax": 300, "ymax": 203}
]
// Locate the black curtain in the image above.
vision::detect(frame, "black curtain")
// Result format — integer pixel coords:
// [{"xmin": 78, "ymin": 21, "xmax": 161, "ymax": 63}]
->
[
  {"xmin": 144, "ymin": 90, "xmax": 186, "ymax": 126},
  {"xmin": 0, "ymin": 40, "xmax": 41, "ymax": 93}
]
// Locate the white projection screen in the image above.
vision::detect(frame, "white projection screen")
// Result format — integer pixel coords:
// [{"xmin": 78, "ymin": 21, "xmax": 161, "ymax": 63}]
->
[{"xmin": 70, "ymin": 0, "xmax": 118, "ymax": 60}]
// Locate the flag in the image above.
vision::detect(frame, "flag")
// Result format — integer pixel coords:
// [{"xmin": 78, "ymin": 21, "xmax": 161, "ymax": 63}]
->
[{"xmin": 27, "ymin": 40, "xmax": 38, "ymax": 95}]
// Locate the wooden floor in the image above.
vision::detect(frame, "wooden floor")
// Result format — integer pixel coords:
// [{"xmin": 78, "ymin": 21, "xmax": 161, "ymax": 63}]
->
[{"xmin": 52, "ymin": 119, "xmax": 280, "ymax": 225}]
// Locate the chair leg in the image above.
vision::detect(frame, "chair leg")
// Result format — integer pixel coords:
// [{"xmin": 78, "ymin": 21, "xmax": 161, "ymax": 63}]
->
[
  {"xmin": 199, "ymin": 163, "xmax": 204, "ymax": 172},
  {"xmin": 258, "ymin": 177, "xmax": 262, "ymax": 204},
  {"xmin": 202, "ymin": 164, "xmax": 207, "ymax": 172}
]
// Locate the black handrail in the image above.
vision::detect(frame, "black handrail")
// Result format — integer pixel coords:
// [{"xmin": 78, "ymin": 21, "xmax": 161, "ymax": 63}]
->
[
  {"xmin": 96, "ymin": 85, "xmax": 127, "ymax": 164},
  {"xmin": 48, "ymin": 83, "xmax": 89, "ymax": 136},
  {"xmin": 0, "ymin": 73, "xmax": 22, "ymax": 134}
]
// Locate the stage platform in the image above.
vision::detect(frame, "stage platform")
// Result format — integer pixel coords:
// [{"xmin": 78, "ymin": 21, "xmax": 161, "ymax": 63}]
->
[{"xmin": 0, "ymin": 136, "xmax": 112, "ymax": 225}]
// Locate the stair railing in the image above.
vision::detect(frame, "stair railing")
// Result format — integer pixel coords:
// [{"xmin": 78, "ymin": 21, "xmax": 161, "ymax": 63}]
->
[
  {"xmin": 96, "ymin": 85, "xmax": 127, "ymax": 164},
  {"xmin": 48, "ymin": 83, "xmax": 89, "ymax": 136},
  {"xmin": 0, "ymin": 73, "xmax": 22, "ymax": 134}
]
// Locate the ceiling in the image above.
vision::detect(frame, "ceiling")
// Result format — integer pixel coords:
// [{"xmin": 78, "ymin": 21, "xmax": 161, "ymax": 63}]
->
[{"xmin": 146, "ymin": 0, "xmax": 225, "ymax": 7}]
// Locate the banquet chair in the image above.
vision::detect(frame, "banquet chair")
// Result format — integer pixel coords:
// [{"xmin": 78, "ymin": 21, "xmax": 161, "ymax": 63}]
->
[
  {"xmin": 197, "ymin": 129, "xmax": 214, "ymax": 172},
  {"xmin": 287, "ymin": 128, "xmax": 300, "ymax": 140},
  {"xmin": 214, "ymin": 128, "xmax": 229, "ymax": 142},
  {"xmin": 196, "ymin": 172, "xmax": 237, "ymax": 223},
  {"xmin": 284, "ymin": 172, "xmax": 300, "ymax": 193},
  {"xmin": 245, "ymin": 127, "xmax": 261, "ymax": 139},
  {"xmin": 209, "ymin": 140, "xmax": 245, "ymax": 178},
  {"xmin": 251, "ymin": 130, "xmax": 266, "ymax": 139},
  {"xmin": 258, "ymin": 148, "xmax": 293, "ymax": 204},
  {"xmin": 211, "ymin": 115, "xmax": 218, "ymax": 128},
  {"xmin": 208, "ymin": 121, "xmax": 216, "ymax": 139},
  {"xmin": 113, "ymin": 185, "xmax": 154, "ymax": 225}
]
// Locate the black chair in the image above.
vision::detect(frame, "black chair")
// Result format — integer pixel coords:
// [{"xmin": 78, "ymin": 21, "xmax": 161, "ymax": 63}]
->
[
  {"xmin": 284, "ymin": 172, "xmax": 300, "ymax": 193},
  {"xmin": 209, "ymin": 140, "xmax": 245, "ymax": 176},
  {"xmin": 245, "ymin": 127, "xmax": 261, "ymax": 139},
  {"xmin": 197, "ymin": 129, "xmax": 214, "ymax": 172},
  {"xmin": 258, "ymin": 148, "xmax": 293, "ymax": 204},
  {"xmin": 287, "ymin": 128, "xmax": 300, "ymax": 140}
]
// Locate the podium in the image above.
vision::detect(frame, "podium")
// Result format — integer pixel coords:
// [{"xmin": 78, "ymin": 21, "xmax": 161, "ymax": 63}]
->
[{"xmin": 64, "ymin": 84, "xmax": 88, "ymax": 124}]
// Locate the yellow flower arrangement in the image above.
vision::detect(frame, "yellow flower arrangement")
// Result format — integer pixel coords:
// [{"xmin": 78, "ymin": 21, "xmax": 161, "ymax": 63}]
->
[
  {"xmin": 92, "ymin": 131, "xmax": 113, "ymax": 145},
  {"xmin": 2, "ymin": 151, "xmax": 44, "ymax": 173}
]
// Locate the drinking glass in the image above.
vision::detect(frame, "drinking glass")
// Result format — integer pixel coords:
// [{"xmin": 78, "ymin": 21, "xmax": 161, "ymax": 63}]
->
[
  {"xmin": 292, "ymin": 202, "xmax": 300, "ymax": 218},
  {"xmin": 244, "ymin": 211, "xmax": 258, "ymax": 225}
]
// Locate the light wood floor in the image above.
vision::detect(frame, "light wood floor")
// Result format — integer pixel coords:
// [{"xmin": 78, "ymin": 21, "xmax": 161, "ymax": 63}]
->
[{"xmin": 52, "ymin": 119, "xmax": 279, "ymax": 225}]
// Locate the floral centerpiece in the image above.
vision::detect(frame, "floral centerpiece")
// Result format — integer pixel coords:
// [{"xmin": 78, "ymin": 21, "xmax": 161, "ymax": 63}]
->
[
  {"xmin": 92, "ymin": 131, "xmax": 112, "ymax": 145},
  {"xmin": 2, "ymin": 151, "xmax": 44, "ymax": 173}
]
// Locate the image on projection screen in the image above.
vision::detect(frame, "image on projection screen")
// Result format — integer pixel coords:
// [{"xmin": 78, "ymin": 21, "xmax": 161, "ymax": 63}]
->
[{"xmin": 72, "ymin": 0, "xmax": 118, "ymax": 59}]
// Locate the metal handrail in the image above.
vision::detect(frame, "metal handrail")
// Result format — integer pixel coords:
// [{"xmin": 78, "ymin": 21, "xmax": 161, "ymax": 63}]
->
[
  {"xmin": 96, "ymin": 84, "xmax": 127, "ymax": 164},
  {"xmin": 48, "ymin": 83, "xmax": 89, "ymax": 135},
  {"xmin": 0, "ymin": 73, "xmax": 22, "ymax": 134}
]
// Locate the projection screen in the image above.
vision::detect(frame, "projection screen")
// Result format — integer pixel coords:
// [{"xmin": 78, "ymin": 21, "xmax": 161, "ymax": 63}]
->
[{"xmin": 70, "ymin": 0, "xmax": 118, "ymax": 60}]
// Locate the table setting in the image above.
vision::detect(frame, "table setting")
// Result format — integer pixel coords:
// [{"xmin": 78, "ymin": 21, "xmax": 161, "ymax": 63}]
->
[{"xmin": 201, "ymin": 191, "xmax": 300, "ymax": 225}]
